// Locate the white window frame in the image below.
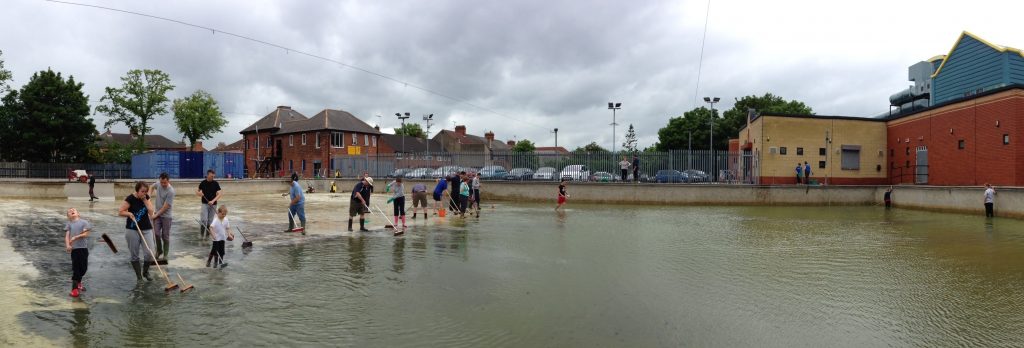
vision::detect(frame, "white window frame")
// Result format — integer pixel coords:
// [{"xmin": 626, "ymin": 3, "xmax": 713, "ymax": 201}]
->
[
  {"xmin": 372, "ymin": 136, "xmax": 377, "ymax": 147},
  {"xmin": 289, "ymin": 135, "xmax": 294, "ymax": 147},
  {"xmin": 331, "ymin": 132, "xmax": 344, "ymax": 148},
  {"xmin": 315, "ymin": 132, "xmax": 320, "ymax": 149},
  {"xmin": 351, "ymin": 133, "xmax": 358, "ymax": 145},
  {"xmin": 364, "ymin": 134, "xmax": 369, "ymax": 146},
  {"xmin": 301, "ymin": 133, "xmax": 306, "ymax": 145}
]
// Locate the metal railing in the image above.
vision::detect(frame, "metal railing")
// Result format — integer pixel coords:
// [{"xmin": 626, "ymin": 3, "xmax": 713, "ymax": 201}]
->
[
  {"xmin": 889, "ymin": 165, "xmax": 929, "ymax": 185},
  {"xmin": 0, "ymin": 162, "xmax": 131, "ymax": 180},
  {"xmin": 314, "ymin": 150, "xmax": 754, "ymax": 184}
]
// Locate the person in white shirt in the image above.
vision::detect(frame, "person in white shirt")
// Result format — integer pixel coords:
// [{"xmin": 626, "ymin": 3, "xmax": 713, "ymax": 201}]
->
[
  {"xmin": 984, "ymin": 183, "xmax": 996, "ymax": 218},
  {"xmin": 619, "ymin": 157, "xmax": 630, "ymax": 182},
  {"xmin": 206, "ymin": 205, "xmax": 234, "ymax": 268}
]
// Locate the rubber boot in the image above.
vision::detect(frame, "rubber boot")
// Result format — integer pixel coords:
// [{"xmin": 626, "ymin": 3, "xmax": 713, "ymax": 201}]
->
[
  {"xmin": 348, "ymin": 219, "xmax": 354, "ymax": 232},
  {"xmin": 401, "ymin": 216, "xmax": 406, "ymax": 228},
  {"xmin": 131, "ymin": 261, "xmax": 143, "ymax": 281},
  {"xmin": 161, "ymin": 240, "xmax": 169, "ymax": 260},
  {"xmin": 359, "ymin": 218, "xmax": 369, "ymax": 232},
  {"xmin": 154, "ymin": 238, "xmax": 164, "ymax": 261},
  {"xmin": 142, "ymin": 262, "xmax": 153, "ymax": 281}
]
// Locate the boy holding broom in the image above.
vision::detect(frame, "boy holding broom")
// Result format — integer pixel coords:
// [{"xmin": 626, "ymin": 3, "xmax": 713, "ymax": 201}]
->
[{"xmin": 65, "ymin": 208, "xmax": 91, "ymax": 297}]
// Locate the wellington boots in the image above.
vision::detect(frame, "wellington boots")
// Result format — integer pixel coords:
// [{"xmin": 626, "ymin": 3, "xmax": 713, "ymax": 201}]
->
[
  {"xmin": 142, "ymin": 262, "xmax": 153, "ymax": 281},
  {"xmin": 160, "ymin": 240, "xmax": 169, "ymax": 260},
  {"xmin": 348, "ymin": 219, "xmax": 354, "ymax": 232},
  {"xmin": 359, "ymin": 218, "xmax": 369, "ymax": 232},
  {"xmin": 131, "ymin": 261, "xmax": 143, "ymax": 281},
  {"xmin": 154, "ymin": 239, "xmax": 164, "ymax": 259}
]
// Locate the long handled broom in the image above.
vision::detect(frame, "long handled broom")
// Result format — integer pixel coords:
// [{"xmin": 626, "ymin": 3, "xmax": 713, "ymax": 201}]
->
[
  {"xmin": 364, "ymin": 201, "xmax": 403, "ymax": 236},
  {"xmin": 176, "ymin": 273, "xmax": 195, "ymax": 293},
  {"xmin": 129, "ymin": 215, "xmax": 178, "ymax": 292},
  {"xmin": 235, "ymin": 226, "xmax": 253, "ymax": 248}
]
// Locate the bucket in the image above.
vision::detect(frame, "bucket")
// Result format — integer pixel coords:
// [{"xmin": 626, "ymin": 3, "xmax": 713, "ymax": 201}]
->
[{"xmin": 439, "ymin": 209, "xmax": 447, "ymax": 217}]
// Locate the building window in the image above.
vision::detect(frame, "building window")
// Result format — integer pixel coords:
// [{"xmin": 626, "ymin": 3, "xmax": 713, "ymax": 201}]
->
[
  {"xmin": 1004, "ymin": 134, "xmax": 1010, "ymax": 145},
  {"xmin": 779, "ymin": 147, "xmax": 787, "ymax": 155},
  {"xmin": 301, "ymin": 160, "xmax": 306, "ymax": 172},
  {"xmin": 289, "ymin": 160, "xmax": 293, "ymax": 173},
  {"xmin": 818, "ymin": 161, "xmax": 826, "ymax": 168},
  {"xmin": 372, "ymin": 136, "xmax": 377, "ymax": 147},
  {"xmin": 289, "ymin": 135, "xmax": 294, "ymax": 147},
  {"xmin": 819, "ymin": 148, "xmax": 826, "ymax": 156},
  {"xmin": 301, "ymin": 134, "xmax": 306, "ymax": 145},
  {"xmin": 352, "ymin": 133, "xmax": 358, "ymax": 145},
  {"xmin": 796, "ymin": 147, "xmax": 804, "ymax": 156},
  {"xmin": 840, "ymin": 145, "xmax": 860, "ymax": 170},
  {"xmin": 364, "ymin": 134, "xmax": 369, "ymax": 146},
  {"xmin": 315, "ymin": 132, "xmax": 320, "ymax": 149},
  {"xmin": 331, "ymin": 132, "xmax": 344, "ymax": 148},
  {"xmin": 958, "ymin": 139, "xmax": 965, "ymax": 149}
]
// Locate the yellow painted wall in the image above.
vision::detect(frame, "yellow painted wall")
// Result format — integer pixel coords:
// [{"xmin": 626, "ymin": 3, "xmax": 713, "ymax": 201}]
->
[{"xmin": 742, "ymin": 116, "xmax": 887, "ymax": 180}]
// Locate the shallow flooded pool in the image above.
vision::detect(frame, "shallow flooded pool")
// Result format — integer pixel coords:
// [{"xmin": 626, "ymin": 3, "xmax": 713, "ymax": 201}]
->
[{"xmin": 2, "ymin": 194, "xmax": 1024, "ymax": 346}]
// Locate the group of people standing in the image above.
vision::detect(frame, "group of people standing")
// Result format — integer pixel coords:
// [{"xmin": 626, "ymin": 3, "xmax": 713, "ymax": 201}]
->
[
  {"xmin": 618, "ymin": 155, "xmax": 641, "ymax": 182},
  {"xmin": 795, "ymin": 162, "xmax": 812, "ymax": 184}
]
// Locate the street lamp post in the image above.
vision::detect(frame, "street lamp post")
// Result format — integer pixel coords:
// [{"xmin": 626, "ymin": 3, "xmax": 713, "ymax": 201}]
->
[
  {"xmin": 552, "ymin": 128, "xmax": 559, "ymax": 148},
  {"xmin": 423, "ymin": 113, "xmax": 434, "ymax": 158},
  {"xmin": 688, "ymin": 130, "xmax": 692, "ymax": 169},
  {"xmin": 395, "ymin": 112, "xmax": 410, "ymax": 153},
  {"xmin": 608, "ymin": 102, "xmax": 621, "ymax": 155},
  {"xmin": 703, "ymin": 97, "xmax": 720, "ymax": 181}
]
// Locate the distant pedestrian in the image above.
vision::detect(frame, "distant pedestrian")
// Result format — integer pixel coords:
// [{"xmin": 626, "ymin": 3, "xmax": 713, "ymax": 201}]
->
[
  {"xmin": 150, "ymin": 173, "xmax": 175, "ymax": 260},
  {"xmin": 803, "ymin": 161, "xmax": 812, "ymax": 185},
  {"xmin": 65, "ymin": 208, "xmax": 91, "ymax": 297},
  {"xmin": 411, "ymin": 182, "xmax": 428, "ymax": 219},
  {"xmin": 984, "ymin": 183, "xmax": 995, "ymax": 217},
  {"xmin": 884, "ymin": 186, "xmax": 893, "ymax": 208},
  {"xmin": 619, "ymin": 156, "xmax": 630, "ymax": 182},
  {"xmin": 795, "ymin": 163, "xmax": 803, "ymax": 184},
  {"xmin": 432, "ymin": 176, "xmax": 447, "ymax": 215},
  {"xmin": 87, "ymin": 174, "xmax": 97, "ymax": 201},
  {"xmin": 196, "ymin": 170, "xmax": 223, "ymax": 235},
  {"xmin": 556, "ymin": 180, "xmax": 569, "ymax": 211},
  {"xmin": 632, "ymin": 155, "xmax": 640, "ymax": 183}
]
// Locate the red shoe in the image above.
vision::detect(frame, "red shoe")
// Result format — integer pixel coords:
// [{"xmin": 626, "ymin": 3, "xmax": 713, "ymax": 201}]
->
[{"xmin": 70, "ymin": 288, "xmax": 80, "ymax": 298}]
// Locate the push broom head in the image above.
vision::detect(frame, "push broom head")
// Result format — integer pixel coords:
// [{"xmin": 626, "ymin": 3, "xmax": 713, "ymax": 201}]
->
[
  {"xmin": 164, "ymin": 283, "xmax": 180, "ymax": 292},
  {"xmin": 180, "ymin": 283, "xmax": 195, "ymax": 293},
  {"xmin": 242, "ymin": 241, "xmax": 253, "ymax": 248}
]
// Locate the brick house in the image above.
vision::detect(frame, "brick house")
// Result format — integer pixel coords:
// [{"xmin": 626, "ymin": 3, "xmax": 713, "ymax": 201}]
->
[
  {"xmin": 240, "ymin": 106, "xmax": 381, "ymax": 178},
  {"xmin": 431, "ymin": 125, "xmax": 511, "ymax": 168},
  {"xmin": 96, "ymin": 129, "xmax": 196, "ymax": 151},
  {"xmin": 377, "ymin": 133, "xmax": 447, "ymax": 168}
]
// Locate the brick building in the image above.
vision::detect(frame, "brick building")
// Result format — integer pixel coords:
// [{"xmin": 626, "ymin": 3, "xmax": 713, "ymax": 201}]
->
[
  {"xmin": 431, "ymin": 125, "xmax": 511, "ymax": 167},
  {"xmin": 377, "ymin": 133, "xmax": 446, "ymax": 168},
  {"xmin": 239, "ymin": 106, "xmax": 381, "ymax": 178},
  {"xmin": 97, "ymin": 129, "xmax": 196, "ymax": 151}
]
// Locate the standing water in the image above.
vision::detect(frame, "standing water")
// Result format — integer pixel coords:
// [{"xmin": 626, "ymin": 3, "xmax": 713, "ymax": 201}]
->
[{"xmin": 2, "ymin": 195, "xmax": 1024, "ymax": 346}]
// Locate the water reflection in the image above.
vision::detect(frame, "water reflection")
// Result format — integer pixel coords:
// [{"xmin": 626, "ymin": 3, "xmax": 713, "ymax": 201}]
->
[
  {"xmin": 70, "ymin": 307, "xmax": 90, "ymax": 347},
  {"xmin": 346, "ymin": 236, "xmax": 367, "ymax": 274},
  {"xmin": 391, "ymin": 238, "xmax": 405, "ymax": 274}
]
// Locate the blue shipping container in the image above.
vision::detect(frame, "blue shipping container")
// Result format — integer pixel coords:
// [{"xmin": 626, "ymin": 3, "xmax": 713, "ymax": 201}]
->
[
  {"xmin": 203, "ymin": 152, "xmax": 224, "ymax": 179},
  {"xmin": 223, "ymin": 152, "xmax": 243, "ymax": 179},
  {"xmin": 179, "ymin": 151, "xmax": 205, "ymax": 179},
  {"xmin": 131, "ymin": 151, "xmax": 180, "ymax": 179}
]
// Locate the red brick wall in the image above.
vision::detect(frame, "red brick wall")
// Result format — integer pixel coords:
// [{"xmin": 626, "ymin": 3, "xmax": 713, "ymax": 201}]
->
[
  {"xmin": 886, "ymin": 92, "xmax": 1024, "ymax": 186},
  {"xmin": 242, "ymin": 131, "xmax": 379, "ymax": 178}
]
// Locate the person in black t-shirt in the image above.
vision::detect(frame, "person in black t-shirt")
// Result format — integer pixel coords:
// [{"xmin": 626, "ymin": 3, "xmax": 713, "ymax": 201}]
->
[
  {"xmin": 196, "ymin": 170, "xmax": 222, "ymax": 235},
  {"xmin": 348, "ymin": 177, "xmax": 373, "ymax": 231},
  {"xmin": 118, "ymin": 181, "xmax": 156, "ymax": 281}
]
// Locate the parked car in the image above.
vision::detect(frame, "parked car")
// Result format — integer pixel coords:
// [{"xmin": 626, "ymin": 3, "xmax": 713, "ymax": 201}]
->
[
  {"xmin": 593, "ymin": 171, "xmax": 614, "ymax": 182},
  {"xmin": 68, "ymin": 169, "xmax": 88, "ymax": 182},
  {"xmin": 478, "ymin": 165, "xmax": 508, "ymax": 179},
  {"xmin": 625, "ymin": 172, "xmax": 654, "ymax": 183},
  {"xmin": 505, "ymin": 168, "xmax": 535, "ymax": 180},
  {"xmin": 388, "ymin": 168, "xmax": 414, "ymax": 178},
  {"xmin": 559, "ymin": 165, "xmax": 591, "ymax": 181},
  {"xmin": 533, "ymin": 167, "xmax": 557, "ymax": 181},
  {"xmin": 431, "ymin": 165, "xmax": 462, "ymax": 178},
  {"xmin": 655, "ymin": 169, "xmax": 687, "ymax": 183},
  {"xmin": 682, "ymin": 169, "xmax": 710, "ymax": 183},
  {"xmin": 405, "ymin": 167, "xmax": 434, "ymax": 179}
]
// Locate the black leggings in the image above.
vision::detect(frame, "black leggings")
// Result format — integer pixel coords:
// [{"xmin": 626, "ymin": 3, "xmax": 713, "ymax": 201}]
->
[
  {"xmin": 71, "ymin": 248, "xmax": 88, "ymax": 282},
  {"xmin": 211, "ymin": 240, "xmax": 225, "ymax": 262},
  {"xmin": 393, "ymin": 196, "xmax": 406, "ymax": 216},
  {"xmin": 985, "ymin": 203, "xmax": 994, "ymax": 217}
]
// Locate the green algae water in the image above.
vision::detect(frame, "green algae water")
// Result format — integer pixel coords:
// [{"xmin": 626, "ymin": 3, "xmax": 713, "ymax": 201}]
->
[{"xmin": 2, "ymin": 195, "xmax": 1024, "ymax": 347}]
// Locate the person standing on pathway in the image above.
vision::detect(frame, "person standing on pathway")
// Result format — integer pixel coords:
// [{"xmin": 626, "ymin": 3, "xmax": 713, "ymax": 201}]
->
[
  {"xmin": 984, "ymin": 183, "xmax": 996, "ymax": 217},
  {"xmin": 348, "ymin": 177, "xmax": 372, "ymax": 232},
  {"xmin": 87, "ymin": 174, "xmax": 97, "ymax": 201},
  {"xmin": 795, "ymin": 163, "xmax": 802, "ymax": 184},
  {"xmin": 150, "ymin": 173, "xmax": 175, "ymax": 260},
  {"xmin": 65, "ymin": 208, "xmax": 91, "ymax": 297},
  {"xmin": 619, "ymin": 156, "xmax": 630, "ymax": 182},
  {"xmin": 411, "ymin": 181, "xmax": 428, "ymax": 219},
  {"xmin": 118, "ymin": 181, "xmax": 156, "ymax": 282},
  {"xmin": 632, "ymin": 155, "xmax": 640, "ymax": 183},
  {"xmin": 803, "ymin": 161, "xmax": 812, "ymax": 185},
  {"xmin": 288, "ymin": 173, "xmax": 306, "ymax": 233},
  {"xmin": 196, "ymin": 170, "xmax": 223, "ymax": 236}
]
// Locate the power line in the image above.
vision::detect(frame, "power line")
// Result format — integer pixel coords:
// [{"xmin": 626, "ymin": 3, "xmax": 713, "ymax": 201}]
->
[
  {"xmin": 693, "ymin": 0, "xmax": 712, "ymax": 108},
  {"xmin": 42, "ymin": 0, "xmax": 548, "ymax": 130}
]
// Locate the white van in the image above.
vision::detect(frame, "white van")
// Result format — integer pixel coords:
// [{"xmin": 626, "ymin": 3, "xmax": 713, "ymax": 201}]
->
[{"xmin": 559, "ymin": 165, "xmax": 590, "ymax": 181}]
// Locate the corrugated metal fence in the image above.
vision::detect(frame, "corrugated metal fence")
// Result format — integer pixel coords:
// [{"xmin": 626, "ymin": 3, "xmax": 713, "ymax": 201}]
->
[{"xmin": 0, "ymin": 162, "xmax": 131, "ymax": 179}]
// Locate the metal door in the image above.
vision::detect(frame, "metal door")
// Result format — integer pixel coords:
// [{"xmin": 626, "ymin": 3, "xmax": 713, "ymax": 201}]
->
[{"xmin": 915, "ymin": 146, "xmax": 928, "ymax": 184}]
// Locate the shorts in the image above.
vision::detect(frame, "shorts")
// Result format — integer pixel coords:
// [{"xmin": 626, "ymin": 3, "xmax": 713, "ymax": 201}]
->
[
  {"xmin": 349, "ymin": 200, "xmax": 369, "ymax": 216},
  {"xmin": 413, "ymin": 192, "xmax": 428, "ymax": 207},
  {"xmin": 432, "ymin": 192, "xmax": 442, "ymax": 201},
  {"xmin": 558, "ymin": 196, "xmax": 566, "ymax": 204}
]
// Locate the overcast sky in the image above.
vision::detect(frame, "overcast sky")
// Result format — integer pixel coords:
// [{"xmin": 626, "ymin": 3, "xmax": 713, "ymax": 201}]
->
[{"xmin": 3, "ymin": 0, "xmax": 1023, "ymax": 150}]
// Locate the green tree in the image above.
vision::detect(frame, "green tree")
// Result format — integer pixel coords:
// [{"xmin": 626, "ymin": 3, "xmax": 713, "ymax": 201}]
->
[
  {"xmin": 89, "ymin": 140, "xmax": 134, "ymax": 163},
  {"xmin": 173, "ymin": 90, "xmax": 227, "ymax": 151},
  {"xmin": 622, "ymin": 124, "xmax": 638, "ymax": 153},
  {"xmin": 0, "ymin": 50, "xmax": 12, "ymax": 95},
  {"xmin": 573, "ymin": 141, "xmax": 608, "ymax": 153},
  {"xmin": 0, "ymin": 69, "xmax": 94, "ymax": 162},
  {"xmin": 512, "ymin": 139, "xmax": 536, "ymax": 152},
  {"xmin": 394, "ymin": 123, "xmax": 425, "ymax": 138},
  {"xmin": 655, "ymin": 107, "xmax": 720, "ymax": 151},
  {"xmin": 96, "ymin": 69, "xmax": 175, "ymax": 152},
  {"xmin": 718, "ymin": 93, "xmax": 813, "ymax": 146}
]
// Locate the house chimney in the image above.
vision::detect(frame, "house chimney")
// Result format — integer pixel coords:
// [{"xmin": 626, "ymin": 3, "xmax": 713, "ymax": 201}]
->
[
  {"xmin": 374, "ymin": 125, "xmax": 380, "ymax": 131},
  {"xmin": 455, "ymin": 125, "xmax": 467, "ymax": 136},
  {"xmin": 507, "ymin": 140, "xmax": 516, "ymax": 147},
  {"xmin": 485, "ymin": 131, "xmax": 495, "ymax": 141}
]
